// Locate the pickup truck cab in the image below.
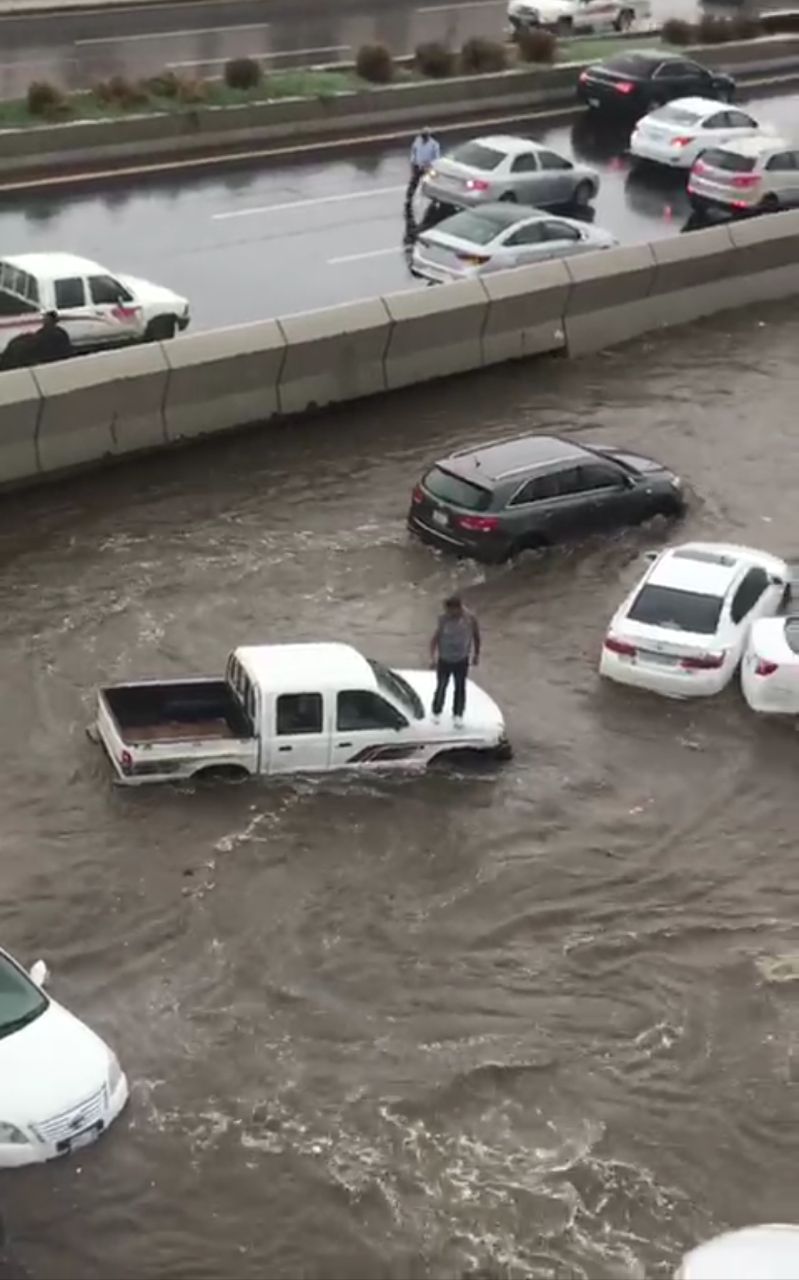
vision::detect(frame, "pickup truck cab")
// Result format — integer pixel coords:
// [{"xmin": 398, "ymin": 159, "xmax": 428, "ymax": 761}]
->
[
  {"xmin": 94, "ymin": 642, "xmax": 511, "ymax": 785},
  {"xmin": 0, "ymin": 252, "xmax": 190, "ymax": 360}
]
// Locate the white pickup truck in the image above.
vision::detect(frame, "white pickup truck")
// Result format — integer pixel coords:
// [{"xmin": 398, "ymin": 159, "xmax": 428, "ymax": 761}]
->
[
  {"xmin": 93, "ymin": 642, "xmax": 511, "ymax": 785},
  {"xmin": 0, "ymin": 251, "xmax": 190, "ymax": 360},
  {"xmin": 508, "ymin": 0, "xmax": 650, "ymax": 34}
]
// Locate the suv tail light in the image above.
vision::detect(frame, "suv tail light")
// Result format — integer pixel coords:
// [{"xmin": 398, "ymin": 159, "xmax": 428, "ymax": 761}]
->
[
  {"xmin": 456, "ymin": 252, "xmax": 490, "ymax": 265},
  {"xmin": 466, "ymin": 178, "xmax": 490, "ymax": 192},
  {"xmin": 457, "ymin": 514, "xmax": 500, "ymax": 533},
  {"xmin": 692, "ymin": 158, "xmax": 707, "ymax": 174},
  {"xmin": 411, "ymin": 485, "xmax": 424, "ymax": 504},
  {"xmin": 120, "ymin": 749, "xmax": 133, "ymax": 772},
  {"xmin": 755, "ymin": 658, "xmax": 779, "ymax": 676},
  {"xmin": 579, "ymin": 70, "xmax": 589, "ymax": 82},
  {"xmin": 732, "ymin": 174, "xmax": 761, "ymax": 189},
  {"xmin": 680, "ymin": 653, "xmax": 724, "ymax": 670},
  {"xmin": 670, "ymin": 135, "xmax": 695, "ymax": 148},
  {"xmin": 604, "ymin": 636, "xmax": 637, "ymax": 657},
  {"xmin": 615, "ymin": 80, "xmax": 635, "ymax": 95}
]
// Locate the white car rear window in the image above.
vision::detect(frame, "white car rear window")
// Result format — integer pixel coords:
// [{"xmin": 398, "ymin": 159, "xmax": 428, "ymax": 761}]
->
[
  {"xmin": 652, "ymin": 107, "xmax": 702, "ymax": 126},
  {"xmin": 450, "ymin": 142, "xmax": 505, "ymax": 171},
  {"xmin": 628, "ymin": 585, "xmax": 723, "ymax": 634}
]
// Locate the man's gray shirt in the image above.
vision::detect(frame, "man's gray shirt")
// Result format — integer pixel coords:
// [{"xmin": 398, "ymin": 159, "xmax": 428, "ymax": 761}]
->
[{"xmin": 435, "ymin": 612, "xmax": 480, "ymax": 663}]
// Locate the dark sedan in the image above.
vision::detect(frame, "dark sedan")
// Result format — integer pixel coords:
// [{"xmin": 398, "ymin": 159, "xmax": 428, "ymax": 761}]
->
[
  {"xmin": 408, "ymin": 434, "xmax": 684, "ymax": 563},
  {"xmin": 577, "ymin": 50, "xmax": 735, "ymax": 116}
]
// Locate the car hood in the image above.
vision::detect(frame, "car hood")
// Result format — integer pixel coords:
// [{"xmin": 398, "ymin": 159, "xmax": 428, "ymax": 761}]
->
[
  {"xmin": 397, "ymin": 668, "xmax": 506, "ymax": 738},
  {"xmin": 0, "ymin": 998, "xmax": 112, "ymax": 1125},
  {"xmin": 117, "ymin": 273, "xmax": 188, "ymax": 309}
]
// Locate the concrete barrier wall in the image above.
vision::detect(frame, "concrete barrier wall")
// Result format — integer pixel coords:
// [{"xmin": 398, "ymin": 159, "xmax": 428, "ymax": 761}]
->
[{"xmin": 2, "ymin": 207, "xmax": 799, "ymax": 491}]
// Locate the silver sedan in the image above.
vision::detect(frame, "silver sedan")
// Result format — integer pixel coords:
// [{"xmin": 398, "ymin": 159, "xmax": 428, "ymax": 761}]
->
[
  {"xmin": 421, "ymin": 135, "xmax": 600, "ymax": 211},
  {"xmin": 412, "ymin": 204, "xmax": 617, "ymax": 283}
]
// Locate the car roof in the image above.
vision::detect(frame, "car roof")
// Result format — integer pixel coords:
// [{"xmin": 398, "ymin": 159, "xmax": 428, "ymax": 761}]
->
[
  {"xmin": 440, "ymin": 434, "xmax": 588, "ymax": 484},
  {"xmin": 236, "ymin": 642, "xmax": 376, "ymax": 693},
  {"xmin": 603, "ymin": 48, "xmax": 681, "ymax": 68},
  {"xmin": 711, "ymin": 134, "xmax": 790, "ymax": 156},
  {"xmin": 469, "ymin": 135, "xmax": 547, "ymax": 156},
  {"xmin": 2, "ymin": 252, "xmax": 105, "ymax": 277},
  {"xmin": 648, "ymin": 542, "xmax": 785, "ymax": 596}
]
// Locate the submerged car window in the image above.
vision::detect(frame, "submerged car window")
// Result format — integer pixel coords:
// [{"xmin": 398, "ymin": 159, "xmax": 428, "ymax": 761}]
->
[
  {"xmin": 701, "ymin": 148, "xmax": 756, "ymax": 173},
  {"xmin": 628, "ymin": 585, "xmax": 723, "ymax": 633},
  {"xmin": 368, "ymin": 660, "xmax": 424, "ymax": 720},
  {"xmin": 450, "ymin": 142, "xmax": 505, "ymax": 171},
  {"xmin": 0, "ymin": 953, "xmax": 48, "ymax": 1041},
  {"xmin": 423, "ymin": 466, "xmax": 492, "ymax": 511},
  {"xmin": 439, "ymin": 211, "xmax": 510, "ymax": 245}
]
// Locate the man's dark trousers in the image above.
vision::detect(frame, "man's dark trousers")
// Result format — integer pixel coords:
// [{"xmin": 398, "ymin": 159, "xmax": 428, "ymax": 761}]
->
[{"xmin": 432, "ymin": 659, "xmax": 468, "ymax": 718}]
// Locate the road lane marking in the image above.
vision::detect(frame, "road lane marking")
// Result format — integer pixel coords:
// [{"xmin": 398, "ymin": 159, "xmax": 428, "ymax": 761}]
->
[
  {"xmin": 213, "ymin": 185, "xmax": 406, "ymax": 221},
  {"xmin": 168, "ymin": 45, "xmax": 350, "ymax": 69},
  {"xmin": 328, "ymin": 247, "xmax": 400, "ymax": 265},
  {"xmin": 76, "ymin": 22, "xmax": 270, "ymax": 46}
]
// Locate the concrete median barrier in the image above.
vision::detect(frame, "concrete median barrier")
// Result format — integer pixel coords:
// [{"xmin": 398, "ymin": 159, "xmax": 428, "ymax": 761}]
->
[
  {"xmin": 32, "ymin": 344, "xmax": 169, "ymax": 475},
  {"xmin": 0, "ymin": 368, "xmax": 42, "ymax": 485},
  {"xmin": 646, "ymin": 223, "xmax": 741, "ymax": 328},
  {"xmin": 481, "ymin": 260, "xmax": 571, "ymax": 366},
  {"xmin": 383, "ymin": 279, "xmax": 488, "ymax": 391},
  {"xmin": 727, "ymin": 209, "xmax": 799, "ymax": 303},
  {"xmin": 162, "ymin": 322, "xmax": 286, "ymax": 441},
  {"xmin": 278, "ymin": 298, "xmax": 391, "ymax": 416},
  {"xmin": 563, "ymin": 244, "xmax": 657, "ymax": 357}
]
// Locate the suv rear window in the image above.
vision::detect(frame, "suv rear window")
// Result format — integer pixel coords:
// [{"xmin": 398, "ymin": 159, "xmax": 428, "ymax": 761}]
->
[
  {"xmin": 423, "ymin": 466, "xmax": 492, "ymax": 511},
  {"xmin": 450, "ymin": 142, "xmax": 505, "ymax": 171},
  {"xmin": 701, "ymin": 148, "xmax": 756, "ymax": 173},
  {"xmin": 628, "ymin": 585, "xmax": 723, "ymax": 634}
]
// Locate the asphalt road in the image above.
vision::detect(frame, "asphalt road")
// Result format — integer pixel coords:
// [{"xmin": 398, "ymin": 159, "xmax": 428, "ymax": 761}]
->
[
  {"xmin": 0, "ymin": 89, "xmax": 794, "ymax": 327},
  {"xmin": 0, "ymin": 0, "xmax": 699, "ymax": 100}
]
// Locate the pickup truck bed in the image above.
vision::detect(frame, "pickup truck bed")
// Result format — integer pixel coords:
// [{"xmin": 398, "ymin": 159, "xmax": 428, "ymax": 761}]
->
[{"xmin": 101, "ymin": 679, "xmax": 252, "ymax": 745}]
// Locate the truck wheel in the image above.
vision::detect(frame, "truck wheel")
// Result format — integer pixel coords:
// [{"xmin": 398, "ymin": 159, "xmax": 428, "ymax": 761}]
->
[
  {"xmin": 194, "ymin": 765, "xmax": 250, "ymax": 784},
  {"xmin": 146, "ymin": 315, "xmax": 177, "ymax": 341}
]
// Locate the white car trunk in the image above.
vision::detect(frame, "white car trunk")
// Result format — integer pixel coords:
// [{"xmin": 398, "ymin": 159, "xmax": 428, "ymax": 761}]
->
[{"xmin": 613, "ymin": 619, "xmax": 724, "ymax": 669}]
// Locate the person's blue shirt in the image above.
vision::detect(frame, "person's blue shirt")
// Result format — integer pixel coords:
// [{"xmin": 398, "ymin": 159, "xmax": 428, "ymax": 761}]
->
[{"xmin": 410, "ymin": 134, "xmax": 441, "ymax": 168}]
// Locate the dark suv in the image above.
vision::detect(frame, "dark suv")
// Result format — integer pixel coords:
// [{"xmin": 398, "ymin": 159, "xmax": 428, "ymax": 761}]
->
[{"xmin": 408, "ymin": 434, "xmax": 684, "ymax": 563}]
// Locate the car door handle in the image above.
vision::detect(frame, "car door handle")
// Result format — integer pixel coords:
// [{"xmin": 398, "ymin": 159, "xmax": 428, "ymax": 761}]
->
[
  {"xmin": 278, "ymin": 745, "xmax": 292, "ymax": 752},
  {"xmin": 337, "ymin": 741, "xmax": 352, "ymax": 748}
]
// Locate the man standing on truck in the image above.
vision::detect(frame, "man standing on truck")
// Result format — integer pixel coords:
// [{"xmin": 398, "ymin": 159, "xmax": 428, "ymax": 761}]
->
[{"xmin": 430, "ymin": 594, "xmax": 481, "ymax": 728}]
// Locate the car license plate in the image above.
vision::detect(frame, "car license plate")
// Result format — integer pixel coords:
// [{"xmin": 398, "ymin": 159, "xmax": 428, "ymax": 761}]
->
[
  {"xmin": 641, "ymin": 650, "xmax": 676, "ymax": 666},
  {"xmin": 67, "ymin": 1123, "xmax": 102, "ymax": 1153},
  {"xmin": 588, "ymin": 97, "xmax": 599, "ymax": 107},
  {"xmin": 432, "ymin": 510, "xmax": 449, "ymax": 528}
]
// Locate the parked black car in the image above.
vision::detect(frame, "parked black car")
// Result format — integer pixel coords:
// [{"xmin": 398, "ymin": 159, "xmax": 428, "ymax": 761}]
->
[
  {"xmin": 408, "ymin": 435, "xmax": 684, "ymax": 563},
  {"xmin": 577, "ymin": 50, "xmax": 735, "ymax": 116}
]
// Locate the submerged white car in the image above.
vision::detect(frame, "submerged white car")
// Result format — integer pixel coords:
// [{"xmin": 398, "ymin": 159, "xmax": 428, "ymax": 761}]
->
[
  {"xmin": 630, "ymin": 98, "xmax": 764, "ymax": 170},
  {"xmin": 600, "ymin": 541, "xmax": 789, "ymax": 699},
  {"xmin": 0, "ymin": 948, "xmax": 129, "ymax": 1167},
  {"xmin": 741, "ymin": 616, "xmax": 799, "ymax": 714}
]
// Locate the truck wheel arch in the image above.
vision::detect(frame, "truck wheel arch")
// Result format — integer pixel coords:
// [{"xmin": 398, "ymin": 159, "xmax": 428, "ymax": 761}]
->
[{"xmin": 193, "ymin": 764, "xmax": 251, "ymax": 784}]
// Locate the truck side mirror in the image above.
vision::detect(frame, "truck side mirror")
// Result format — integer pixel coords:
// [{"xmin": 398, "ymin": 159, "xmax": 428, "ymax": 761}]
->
[
  {"xmin": 29, "ymin": 959, "xmax": 49, "ymax": 987},
  {"xmin": 643, "ymin": 550, "xmax": 658, "ymax": 562}
]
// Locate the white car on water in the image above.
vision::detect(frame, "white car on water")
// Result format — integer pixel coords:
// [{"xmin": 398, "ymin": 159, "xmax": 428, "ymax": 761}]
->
[
  {"xmin": 630, "ymin": 98, "xmax": 765, "ymax": 171},
  {"xmin": 508, "ymin": 0, "xmax": 650, "ymax": 34},
  {"xmin": 600, "ymin": 541, "xmax": 790, "ymax": 698},
  {"xmin": 741, "ymin": 616, "xmax": 799, "ymax": 714},
  {"xmin": 0, "ymin": 948, "xmax": 128, "ymax": 1167}
]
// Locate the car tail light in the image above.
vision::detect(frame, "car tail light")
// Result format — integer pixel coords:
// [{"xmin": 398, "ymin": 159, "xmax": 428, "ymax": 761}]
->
[
  {"xmin": 731, "ymin": 174, "xmax": 761, "ymax": 189},
  {"xmin": 457, "ymin": 514, "xmax": 500, "ymax": 533},
  {"xmin": 692, "ymin": 159, "xmax": 707, "ymax": 174},
  {"xmin": 615, "ymin": 80, "xmax": 635, "ymax": 95},
  {"xmin": 604, "ymin": 636, "xmax": 637, "ymax": 657},
  {"xmin": 120, "ymin": 749, "xmax": 133, "ymax": 771},
  {"xmin": 456, "ymin": 252, "xmax": 490, "ymax": 265},
  {"xmin": 670, "ymin": 135, "xmax": 695, "ymax": 148},
  {"xmin": 755, "ymin": 658, "xmax": 779, "ymax": 677},
  {"xmin": 466, "ymin": 178, "xmax": 490, "ymax": 192},
  {"xmin": 411, "ymin": 485, "xmax": 424, "ymax": 504},
  {"xmin": 680, "ymin": 653, "xmax": 724, "ymax": 670}
]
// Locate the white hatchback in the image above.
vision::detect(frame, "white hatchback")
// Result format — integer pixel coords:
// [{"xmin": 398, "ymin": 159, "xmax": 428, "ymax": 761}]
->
[
  {"xmin": 741, "ymin": 616, "xmax": 799, "ymax": 714},
  {"xmin": 630, "ymin": 98, "xmax": 763, "ymax": 170},
  {"xmin": 600, "ymin": 541, "xmax": 789, "ymax": 699},
  {"xmin": 0, "ymin": 948, "xmax": 129, "ymax": 1167}
]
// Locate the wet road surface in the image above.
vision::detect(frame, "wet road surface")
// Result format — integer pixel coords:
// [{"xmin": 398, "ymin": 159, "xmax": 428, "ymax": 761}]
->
[
  {"xmin": 0, "ymin": 297, "xmax": 798, "ymax": 1279},
  {"xmin": 0, "ymin": 89, "xmax": 794, "ymax": 326}
]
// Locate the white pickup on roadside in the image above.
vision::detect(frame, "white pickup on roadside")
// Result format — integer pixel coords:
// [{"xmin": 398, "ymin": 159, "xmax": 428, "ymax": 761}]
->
[
  {"xmin": 508, "ymin": 0, "xmax": 650, "ymax": 34},
  {"xmin": 0, "ymin": 252, "xmax": 190, "ymax": 357},
  {"xmin": 93, "ymin": 642, "xmax": 511, "ymax": 786}
]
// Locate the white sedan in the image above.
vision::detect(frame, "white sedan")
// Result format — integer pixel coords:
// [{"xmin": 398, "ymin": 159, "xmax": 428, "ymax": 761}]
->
[
  {"xmin": 741, "ymin": 616, "xmax": 799, "ymax": 714},
  {"xmin": 600, "ymin": 541, "xmax": 789, "ymax": 699},
  {"xmin": 630, "ymin": 98, "xmax": 764, "ymax": 170},
  {"xmin": 412, "ymin": 204, "xmax": 616, "ymax": 283},
  {"xmin": 0, "ymin": 948, "xmax": 129, "ymax": 1167}
]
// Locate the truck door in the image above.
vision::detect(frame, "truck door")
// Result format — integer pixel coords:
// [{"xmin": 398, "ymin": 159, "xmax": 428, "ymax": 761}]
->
[
  {"xmin": 331, "ymin": 690, "xmax": 410, "ymax": 769},
  {"xmin": 266, "ymin": 690, "xmax": 331, "ymax": 775}
]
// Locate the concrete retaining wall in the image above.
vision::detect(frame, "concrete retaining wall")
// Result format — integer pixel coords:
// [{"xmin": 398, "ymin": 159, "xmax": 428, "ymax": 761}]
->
[{"xmin": 1, "ymin": 208, "xmax": 799, "ymax": 490}]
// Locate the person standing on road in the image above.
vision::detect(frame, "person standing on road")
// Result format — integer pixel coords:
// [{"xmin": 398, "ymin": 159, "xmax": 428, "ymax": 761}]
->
[
  {"xmin": 430, "ymin": 594, "xmax": 481, "ymax": 728},
  {"xmin": 406, "ymin": 127, "xmax": 441, "ymax": 208}
]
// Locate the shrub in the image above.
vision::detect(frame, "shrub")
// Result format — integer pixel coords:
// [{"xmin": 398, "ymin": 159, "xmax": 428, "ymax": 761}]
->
[
  {"xmin": 177, "ymin": 77, "xmax": 209, "ymax": 104},
  {"xmin": 661, "ymin": 17, "xmax": 695, "ymax": 45},
  {"xmin": 224, "ymin": 57, "xmax": 261, "ymax": 91},
  {"xmin": 696, "ymin": 14, "xmax": 733, "ymax": 42},
  {"xmin": 516, "ymin": 27, "xmax": 557, "ymax": 63},
  {"xmin": 415, "ymin": 41, "xmax": 456, "ymax": 78},
  {"xmin": 460, "ymin": 36, "xmax": 508, "ymax": 74},
  {"xmin": 146, "ymin": 70, "xmax": 182, "ymax": 98},
  {"xmin": 26, "ymin": 80, "xmax": 68, "ymax": 117},
  {"xmin": 355, "ymin": 42, "xmax": 394, "ymax": 83},
  {"xmin": 93, "ymin": 75, "xmax": 149, "ymax": 109}
]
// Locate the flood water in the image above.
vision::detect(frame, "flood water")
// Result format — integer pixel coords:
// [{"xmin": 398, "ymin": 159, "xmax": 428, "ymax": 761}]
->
[{"xmin": 1, "ymin": 300, "xmax": 798, "ymax": 1279}]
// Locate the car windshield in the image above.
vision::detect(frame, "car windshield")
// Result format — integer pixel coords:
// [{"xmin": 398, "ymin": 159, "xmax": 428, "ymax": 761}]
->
[
  {"xmin": 701, "ymin": 148, "xmax": 756, "ymax": 173},
  {"xmin": 368, "ymin": 660, "xmax": 424, "ymax": 720},
  {"xmin": 628, "ymin": 585, "xmax": 723, "ymax": 634},
  {"xmin": 423, "ymin": 466, "xmax": 492, "ymax": 511},
  {"xmin": 651, "ymin": 106, "xmax": 702, "ymax": 126},
  {"xmin": 449, "ymin": 142, "xmax": 505, "ymax": 171},
  {"xmin": 0, "ymin": 952, "xmax": 48, "ymax": 1041},
  {"xmin": 438, "ymin": 210, "xmax": 516, "ymax": 245}
]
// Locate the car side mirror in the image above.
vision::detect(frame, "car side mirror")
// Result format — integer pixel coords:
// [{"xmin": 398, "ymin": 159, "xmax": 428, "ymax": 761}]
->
[
  {"xmin": 643, "ymin": 550, "xmax": 658, "ymax": 562},
  {"xmin": 29, "ymin": 959, "xmax": 49, "ymax": 987},
  {"xmin": 770, "ymin": 575, "xmax": 786, "ymax": 587}
]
